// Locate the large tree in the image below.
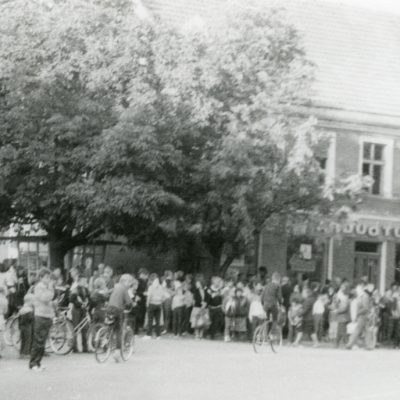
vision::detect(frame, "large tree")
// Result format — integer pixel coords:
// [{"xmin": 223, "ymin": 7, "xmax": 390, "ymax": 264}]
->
[
  {"xmin": 89, "ymin": 4, "xmax": 359, "ymax": 274},
  {"xmin": 0, "ymin": 0, "xmax": 180, "ymax": 269},
  {"xmin": 0, "ymin": 0, "xmax": 364, "ymax": 274}
]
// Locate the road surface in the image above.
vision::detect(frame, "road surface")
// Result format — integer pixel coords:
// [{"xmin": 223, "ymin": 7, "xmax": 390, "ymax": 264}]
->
[{"xmin": 1, "ymin": 337, "xmax": 399, "ymax": 400}]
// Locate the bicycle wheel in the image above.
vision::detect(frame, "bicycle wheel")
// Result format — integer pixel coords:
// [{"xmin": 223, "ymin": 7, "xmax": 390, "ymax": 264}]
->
[
  {"xmin": 87, "ymin": 322, "xmax": 103, "ymax": 352},
  {"xmin": 94, "ymin": 326, "xmax": 112, "ymax": 363},
  {"xmin": 120, "ymin": 326, "xmax": 135, "ymax": 361},
  {"xmin": 49, "ymin": 320, "xmax": 74, "ymax": 355},
  {"xmin": 4, "ymin": 314, "xmax": 18, "ymax": 346},
  {"xmin": 253, "ymin": 324, "xmax": 268, "ymax": 354},
  {"xmin": 269, "ymin": 325, "xmax": 282, "ymax": 353},
  {"xmin": 10, "ymin": 316, "xmax": 21, "ymax": 350}
]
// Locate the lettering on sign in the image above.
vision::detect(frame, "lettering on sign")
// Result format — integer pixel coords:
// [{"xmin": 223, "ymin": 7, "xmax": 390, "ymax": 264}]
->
[{"xmin": 317, "ymin": 222, "xmax": 400, "ymax": 238}]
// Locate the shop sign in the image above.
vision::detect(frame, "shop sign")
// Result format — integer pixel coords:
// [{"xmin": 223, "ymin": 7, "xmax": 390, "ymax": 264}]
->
[
  {"xmin": 317, "ymin": 222, "xmax": 400, "ymax": 238},
  {"xmin": 289, "ymin": 254, "xmax": 316, "ymax": 272}
]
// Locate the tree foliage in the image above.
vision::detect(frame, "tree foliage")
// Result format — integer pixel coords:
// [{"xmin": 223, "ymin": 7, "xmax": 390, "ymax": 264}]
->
[{"xmin": 0, "ymin": 0, "xmax": 362, "ymax": 272}]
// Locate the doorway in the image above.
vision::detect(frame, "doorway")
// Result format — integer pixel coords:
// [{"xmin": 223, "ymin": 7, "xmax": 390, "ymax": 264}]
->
[{"xmin": 354, "ymin": 241, "xmax": 380, "ymax": 286}]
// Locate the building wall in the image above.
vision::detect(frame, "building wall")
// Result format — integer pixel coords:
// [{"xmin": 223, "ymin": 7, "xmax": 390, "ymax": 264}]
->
[
  {"xmin": 386, "ymin": 240, "xmax": 396, "ymax": 288},
  {"xmin": 104, "ymin": 245, "xmax": 178, "ymax": 275},
  {"xmin": 259, "ymin": 228, "xmax": 288, "ymax": 276},
  {"xmin": 335, "ymin": 130, "xmax": 360, "ymax": 177},
  {"xmin": 331, "ymin": 237, "xmax": 355, "ymax": 281}
]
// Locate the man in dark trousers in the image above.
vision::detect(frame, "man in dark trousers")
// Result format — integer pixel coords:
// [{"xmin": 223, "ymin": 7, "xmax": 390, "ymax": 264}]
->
[
  {"xmin": 29, "ymin": 268, "xmax": 55, "ymax": 372},
  {"xmin": 135, "ymin": 268, "xmax": 149, "ymax": 334},
  {"xmin": 261, "ymin": 272, "xmax": 282, "ymax": 330}
]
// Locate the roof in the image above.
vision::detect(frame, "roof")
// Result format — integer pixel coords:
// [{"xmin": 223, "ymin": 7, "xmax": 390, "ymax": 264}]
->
[{"xmin": 141, "ymin": 0, "xmax": 400, "ymax": 119}]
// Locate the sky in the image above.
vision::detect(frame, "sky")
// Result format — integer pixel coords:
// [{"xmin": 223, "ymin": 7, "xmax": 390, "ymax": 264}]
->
[{"xmin": 320, "ymin": 0, "xmax": 400, "ymax": 15}]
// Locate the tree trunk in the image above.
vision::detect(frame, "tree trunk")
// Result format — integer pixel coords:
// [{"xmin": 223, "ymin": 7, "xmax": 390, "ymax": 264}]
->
[
  {"xmin": 48, "ymin": 234, "xmax": 68, "ymax": 273},
  {"xmin": 253, "ymin": 229, "xmax": 261, "ymax": 275},
  {"xmin": 220, "ymin": 254, "xmax": 235, "ymax": 277}
]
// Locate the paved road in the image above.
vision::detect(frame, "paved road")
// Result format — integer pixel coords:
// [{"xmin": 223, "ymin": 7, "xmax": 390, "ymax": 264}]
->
[{"xmin": 1, "ymin": 338, "xmax": 400, "ymax": 400}]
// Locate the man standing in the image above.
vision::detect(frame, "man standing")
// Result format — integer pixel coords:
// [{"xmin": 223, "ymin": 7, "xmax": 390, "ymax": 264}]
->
[
  {"xmin": 136, "ymin": 268, "xmax": 149, "ymax": 333},
  {"xmin": 107, "ymin": 274, "xmax": 133, "ymax": 361},
  {"xmin": 346, "ymin": 283, "xmax": 371, "ymax": 350},
  {"xmin": 29, "ymin": 268, "xmax": 55, "ymax": 371}
]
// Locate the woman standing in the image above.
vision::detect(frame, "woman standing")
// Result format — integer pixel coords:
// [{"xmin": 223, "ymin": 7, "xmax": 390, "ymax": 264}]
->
[
  {"xmin": 294, "ymin": 287, "xmax": 318, "ymax": 347},
  {"xmin": 190, "ymin": 275, "xmax": 209, "ymax": 339},
  {"xmin": 145, "ymin": 274, "xmax": 167, "ymax": 339}
]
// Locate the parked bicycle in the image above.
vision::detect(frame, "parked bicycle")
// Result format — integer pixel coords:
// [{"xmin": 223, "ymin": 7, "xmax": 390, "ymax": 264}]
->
[
  {"xmin": 49, "ymin": 306, "xmax": 103, "ymax": 355},
  {"xmin": 94, "ymin": 309, "xmax": 135, "ymax": 363}
]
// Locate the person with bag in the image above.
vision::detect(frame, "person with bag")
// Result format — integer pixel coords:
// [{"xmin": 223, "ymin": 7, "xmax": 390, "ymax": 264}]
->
[
  {"xmin": 346, "ymin": 283, "xmax": 371, "ymax": 350},
  {"xmin": 190, "ymin": 275, "xmax": 209, "ymax": 340}
]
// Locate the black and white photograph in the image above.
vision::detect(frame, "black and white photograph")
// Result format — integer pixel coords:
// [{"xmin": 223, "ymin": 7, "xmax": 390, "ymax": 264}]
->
[{"xmin": 1, "ymin": 0, "xmax": 400, "ymax": 399}]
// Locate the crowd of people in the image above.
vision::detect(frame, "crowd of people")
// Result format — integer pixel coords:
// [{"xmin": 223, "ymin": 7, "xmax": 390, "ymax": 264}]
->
[{"xmin": 1, "ymin": 262, "xmax": 400, "ymax": 370}]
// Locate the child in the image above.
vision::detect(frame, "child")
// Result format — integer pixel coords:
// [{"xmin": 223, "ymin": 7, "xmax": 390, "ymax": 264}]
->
[
  {"xmin": 207, "ymin": 277, "xmax": 224, "ymax": 339},
  {"xmin": 182, "ymin": 282, "xmax": 194, "ymax": 336},
  {"xmin": 0, "ymin": 286, "xmax": 8, "ymax": 358},
  {"xmin": 313, "ymin": 292, "xmax": 327, "ymax": 344},
  {"xmin": 90, "ymin": 277, "xmax": 109, "ymax": 324},
  {"xmin": 288, "ymin": 298, "xmax": 303, "ymax": 344},
  {"xmin": 232, "ymin": 288, "xmax": 249, "ymax": 340},
  {"xmin": 19, "ymin": 293, "xmax": 34, "ymax": 358},
  {"xmin": 223, "ymin": 287, "xmax": 236, "ymax": 342},
  {"xmin": 171, "ymin": 284, "xmax": 185, "ymax": 337},
  {"xmin": 69, "ymin": 275, "xmax": 90, "ymax": 352},
  {"xmin": 248, "ymin": 286, "xmax": 266, "ymax": 338},
  {"xmin": 146, "ymin": 274, "xmax": 167, "ymax": 339}
]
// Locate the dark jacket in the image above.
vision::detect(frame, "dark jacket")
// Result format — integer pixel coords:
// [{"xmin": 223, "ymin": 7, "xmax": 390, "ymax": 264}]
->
[
  {"xmin": 261, "ymin": 282, "xmax": 282, "ymax": 309},
  {"xmin": 70, "ymin": 286, "xmax": 90, "ymax": 309},
  {"xmin": 193, "ymin": 287, "xmax": 209, "ymax": 308},
  {"xmin": 206, "ymin": 287, "xmax": 222, "ymax": 308}
]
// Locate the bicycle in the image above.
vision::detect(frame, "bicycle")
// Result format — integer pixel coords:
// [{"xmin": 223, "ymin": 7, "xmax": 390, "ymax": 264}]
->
[
  {"xmin": 49, "ymin": 306, "xmax": 103, "ymax": 355},
  {"xmin": 252, "ymin": 318, "xmax": 283, "ymax": 354},
  {"xmin": 94, "ymin": 309, "xmax": 135, "ymax": 363}
]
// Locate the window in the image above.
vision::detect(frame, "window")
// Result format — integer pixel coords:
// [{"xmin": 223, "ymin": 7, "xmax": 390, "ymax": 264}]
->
[
  {"xmin": 72, "ymin": 245, "xmax": 105, "ymax": 269},
  {"xmin": 316, "ymin": 156, "xmax": 327, "ymax": 185},
  {"xmin": 362, "ymin": 142, "xmax": 385, "ymax": 195},
  {"xmin": 355, "ymin": 241, "xmax": 379, "ymax": 253},
  {"xmin": 18, "ymin": 241, "xmax": 48, "ymax": 283}
]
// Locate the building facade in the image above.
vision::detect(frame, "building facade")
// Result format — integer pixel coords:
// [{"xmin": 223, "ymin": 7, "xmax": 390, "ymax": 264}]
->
[{"xmin": 140, "ymin": 0, "xmax": 400, "ymax": 291}]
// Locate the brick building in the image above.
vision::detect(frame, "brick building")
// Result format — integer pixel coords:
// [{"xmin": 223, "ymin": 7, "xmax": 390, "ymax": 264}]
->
[{"xmin": 140, "ymin": 0, "xmax": 400, "ymax": 291}]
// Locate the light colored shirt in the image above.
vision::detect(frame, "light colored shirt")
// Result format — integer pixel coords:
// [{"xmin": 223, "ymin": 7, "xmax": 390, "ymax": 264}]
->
[
  {"xmin": 172, "ymin": 293, "xmax": 185, "ymax": 310},
  {"xmin": 313, "ymin": 299, "xmax": 325, "ymax": 315},
  {"xmin": 108, "ymin": 283, "xmax": 131, "ymax": 311},
  {"xmin": 248, "ymin": 296, "xmax": 266, "ymax": 320},
  {"xmin": 33, "ymin": 281, "xmax": 55, "ymax": 319}
]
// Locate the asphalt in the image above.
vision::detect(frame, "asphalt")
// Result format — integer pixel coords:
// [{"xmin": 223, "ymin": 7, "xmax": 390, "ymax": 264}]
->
[{"xmin": 1, "ymin": 337, "xmax": 400, "ymax": 400}]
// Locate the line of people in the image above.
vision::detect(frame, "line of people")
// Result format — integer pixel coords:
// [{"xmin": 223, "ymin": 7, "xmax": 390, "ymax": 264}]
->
[{"xmin": 1, "ymin": 262, "xmax": 400, "ymax": 368}]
